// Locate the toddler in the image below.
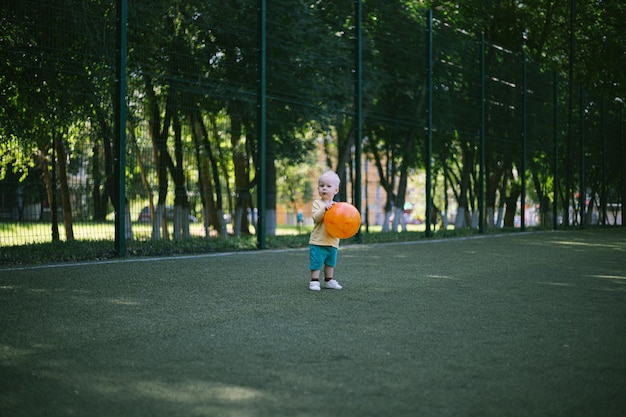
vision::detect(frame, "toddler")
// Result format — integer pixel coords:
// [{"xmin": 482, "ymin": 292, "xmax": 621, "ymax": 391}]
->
[{"xmin": 308, "ymin": 170, "xmax": 343, "ymax": 291}]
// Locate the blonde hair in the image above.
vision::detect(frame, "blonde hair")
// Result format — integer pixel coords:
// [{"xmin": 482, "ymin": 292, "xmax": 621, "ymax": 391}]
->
[{"xmin": 319, "ymin": 170, "xmax": 340, "ymax": 186}]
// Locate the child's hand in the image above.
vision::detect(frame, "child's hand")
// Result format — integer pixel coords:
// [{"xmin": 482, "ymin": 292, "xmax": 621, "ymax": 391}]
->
[{"xmin": 324, "ymin": 201, "xmax": 336, "ymax": 211}]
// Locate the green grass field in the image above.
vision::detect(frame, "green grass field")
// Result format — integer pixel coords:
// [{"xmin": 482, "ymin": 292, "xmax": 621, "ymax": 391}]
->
[{"xmin": 1, "ymin": 229, "xmax": 625, "ymax": 416}]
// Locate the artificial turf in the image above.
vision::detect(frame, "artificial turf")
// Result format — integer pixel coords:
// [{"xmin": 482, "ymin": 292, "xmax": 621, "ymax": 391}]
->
[{"xmin": 1, "ymin": 228, "xmax": 625, "ymax": 416}]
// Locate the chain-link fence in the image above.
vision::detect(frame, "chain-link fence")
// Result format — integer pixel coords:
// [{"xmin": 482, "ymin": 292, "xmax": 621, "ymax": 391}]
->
[{"xmin": 1, "ymin": 1, "xmax": 623, "ymax": 252}]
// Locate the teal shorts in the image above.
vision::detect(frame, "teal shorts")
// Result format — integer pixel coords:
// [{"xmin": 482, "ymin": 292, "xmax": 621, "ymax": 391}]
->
[{"xmin": 309, "ymin": 245, "xmax": 338, "ymax": 270}]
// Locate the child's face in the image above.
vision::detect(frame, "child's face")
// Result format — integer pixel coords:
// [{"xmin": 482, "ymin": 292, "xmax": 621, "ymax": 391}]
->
[{"xmin": 318, "ymin": 178, "xmax": 339, "ymax": 201}]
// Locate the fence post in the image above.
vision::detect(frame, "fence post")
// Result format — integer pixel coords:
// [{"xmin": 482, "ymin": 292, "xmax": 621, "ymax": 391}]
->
[
  {"xmin": 257, "ymin": 0, "xmax": 267, "ymax": 249},
  {"xmin": 553, "ymin": 71, "xmax": 559, "ymax": 230},
  {"xmin": 565, "ymin": 0, "xmax": 575, "ymax": 227},
  {"xmin": 520, "ymin": 48, "xmax": 527, "ymax": 231},
  {"xmin": 478, "ymin": 34, "xmax": 485, "ymax": 233},
  {"xmin": 618, "ymin": 98, "xmax": 626, "ymax": 227},
  {"xmin": 354, "ymin": 0, "xmax": 363, "ymax": 242},
  {"xmin": 114, "ymin": 0, "xmax": 127, "ymax": 257},
  {"xmin": 425, "ymin": 10, "xmax": 433, "ymax": 238},
  {"xmin": 601, "ymin": 96, "xmax": 607, "ymax": 226},
  {"xmin": 579, "ymin": 86, "xmax": 586, "ymax": 227}
]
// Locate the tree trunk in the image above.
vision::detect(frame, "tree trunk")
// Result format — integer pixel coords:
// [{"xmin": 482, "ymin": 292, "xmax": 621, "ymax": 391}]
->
[
  {"xmin": 171, "ymin": 111, "xmax": 190, "ymax": 239},
  {"xmin": 146, "ymin": 76, "xmax": 172, "ymax": 240},
  {"xmin": 504, "ymin": 183, "xmax": 521, "ymax": 227},
  {"xmin": 230, "ymin": 114, "xmax": 251, "ymax": 236},
  {"xmin": 197, "ymin": 152, "xmax": 214, "ymax": 238},
  {"xmin": 54, "ymin": 131, "xmax": 74, "ymax": 241},
  {"xmin": 92, "ymin": 111, "xmax": 114, "ymax": 222},
  {"xmin": 128, "ymin": 119, "xmax": 154, "ymax": 228},
  {"xmin": 190, "ymin": 113, "xmax": 216, "ymax": 239},
  {"xmin": 335, "ymin": 115, "xmax": 355, "ymax": 202},
  {"xmin": 38, "ymin": 147, "xmax": 59, "ymax": 241},
  {"xmin": 393, "ymin": 166, "xmax": 409, "ymax": 232},
  {"xmin": 91, "ymin": 141, "xmax": 107, "ymax": 221},
  {"xmin": 485, "ymin": 167, "xmax": 503, "ymax": 229},
  {"xmin": 530, "ymin": 166, "xmax": 549, "ymax": 227},
  {"xmin": 455, "ymin": 142, "xmax": 475, "ymax": 229},
  {"xmin": 371, "ymin": 145, "xmax": 394, "ymax": 232},
  {"xmin": 209, "ymin": 117, "xmax": 229, "ymax": 236}
]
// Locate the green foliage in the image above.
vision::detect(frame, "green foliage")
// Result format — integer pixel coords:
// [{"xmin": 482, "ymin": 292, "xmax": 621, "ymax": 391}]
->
[
  {"xmin": 0, "ymin": 0, "xmax": 623, "ymax": 247},
  {"xmin": 0, "ymin": 240, "xmax": 116, "ymax": 265}
]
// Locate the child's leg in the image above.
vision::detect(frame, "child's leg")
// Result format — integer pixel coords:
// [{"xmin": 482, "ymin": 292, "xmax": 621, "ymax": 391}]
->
[
  {"xmin": 309, "ymin": 246, "xmax": 323, "ymax": 283},
  {"xmin": 311, "ymin": 269, "xmax": 321, "ymax": 281},
  {"xmin": 309, "ymin": 269, "xmax": 322, "ymax": 291},
  {"xmin": 323, "ymin": 265, "xmax": 334, "ymax": 281},
  {"xmin": 323, "ymin": 264, "xmax": 342, "ymax": 289}
]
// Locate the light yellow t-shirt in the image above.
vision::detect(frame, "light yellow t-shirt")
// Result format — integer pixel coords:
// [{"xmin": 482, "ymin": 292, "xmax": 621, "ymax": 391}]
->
[{"xmin": 308, "ymin": 199, "xmax": 340, "ymax": 248}]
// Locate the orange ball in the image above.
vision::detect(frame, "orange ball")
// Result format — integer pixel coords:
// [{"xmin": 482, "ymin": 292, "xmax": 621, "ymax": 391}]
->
[{"xmin": 324, "ymin": 202, "xmax": 361, "ymax": 239}]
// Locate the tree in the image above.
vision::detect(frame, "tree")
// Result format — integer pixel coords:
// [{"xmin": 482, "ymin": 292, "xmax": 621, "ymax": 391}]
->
[
  {"xmin": 1, "ymin": 0, "xmax": 114, "ymax": 240},
  {"xmin": 427, "ymin": 0, "xmax": 625, "ymax": 227}
]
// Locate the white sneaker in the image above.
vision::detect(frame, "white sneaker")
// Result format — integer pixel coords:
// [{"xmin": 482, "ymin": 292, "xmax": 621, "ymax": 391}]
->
[
  {"xmin": 309, "ymin": 281, "xmax": 321, "ymax": 291},
  {"xmin": 324, "ymin": 279, "xmax": 342, "ymax": 290}
]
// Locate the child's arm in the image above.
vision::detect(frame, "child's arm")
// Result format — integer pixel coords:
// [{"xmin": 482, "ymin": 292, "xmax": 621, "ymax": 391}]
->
[{"xmin": 311, "ymin": 200, "xmax": 328, "ymax": 224}]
